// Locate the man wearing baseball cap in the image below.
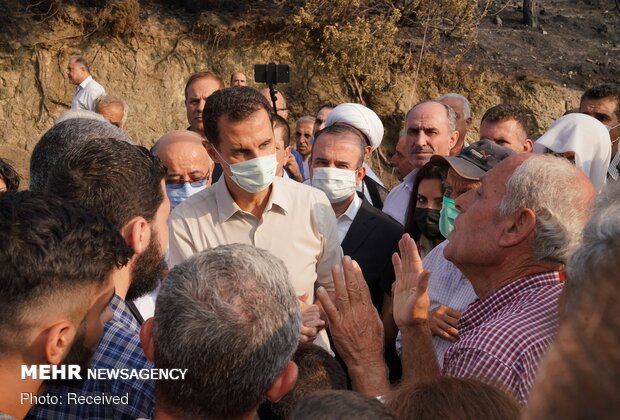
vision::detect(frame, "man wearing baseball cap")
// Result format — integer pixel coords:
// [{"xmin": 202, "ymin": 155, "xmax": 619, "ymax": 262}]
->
[
  {"xmin": 396, "ymin": 139, "xmax": 514, "ymax": 367},
  {"xmin": 323, "ymin": 103, "xmax": 390, "ymax": 210}
]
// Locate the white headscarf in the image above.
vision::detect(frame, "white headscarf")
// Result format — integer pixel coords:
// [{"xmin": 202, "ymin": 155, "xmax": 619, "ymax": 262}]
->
[{"xmin": 533, "ymin": 113, "xmax": 611, "ymax": 192}]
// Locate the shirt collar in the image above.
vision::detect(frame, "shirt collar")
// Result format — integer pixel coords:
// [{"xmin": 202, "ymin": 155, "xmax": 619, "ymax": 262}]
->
[
  {"xmin": 214, "ymin": 176, "xmax": 289, "ymax": 223},
  {"xmin": 79, "ymin": 75, "xmax": 93, "ymax": 89},
  {"xmin": 459, "ymin": 271, "xmax": 562, "ymax": 333},
  {"xmin": 403, "ymin": 168, "xmax": 418, "ymax": 189},
  {"xmin": 339, "ymin": 193, "xmax": 362, "ymax": 222}
]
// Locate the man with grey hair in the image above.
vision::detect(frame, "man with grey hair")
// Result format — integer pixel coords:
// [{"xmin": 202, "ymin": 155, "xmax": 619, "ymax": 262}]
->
[
  {"xmin": 67, "ymin": 54, "xmax": 106, "ymax": 111},
  {"xmin": 391, "ymin": 153, "xmax": 596, "ymax": 404},
  {"xmin": 438, "ymin": 93, "xmax": 472, "ymax": 156},
  {"xmin": 95, "ymin": 94, "xmax": 128, "ymax": 129},
  {"xmin": 323, "ymin": 154, "xmax": 597, "ymax": 404},
  {"xmin": 140, "ymin": 244, "xmax": 301, "ymax": 420},
  {"xmin": 383, "ymin": 100, "xmax": 458, "ymax": 225},
  {"xmin": 29, "ymin": 118, "xmax": 132, "ymax": 191},
  {"xmin": 295, "ymin": 115, "xmax": 316, "ymax": 178},
  {"xmin": 525, "ymin": 179, "xmax": 620, "ymax": 418}
]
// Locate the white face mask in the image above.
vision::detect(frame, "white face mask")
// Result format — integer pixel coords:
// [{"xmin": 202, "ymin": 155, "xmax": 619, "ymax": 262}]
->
[
  {"xmin": 215, "ymin": 149, "xmax": 277, "ymax": 193},
  {"xmin": 311, "ymin": 167, "xmax": 358, "ymax": 203},
  {"xmin": 604, "ymin": 122, "xmax": 620, "ymax": 144}
]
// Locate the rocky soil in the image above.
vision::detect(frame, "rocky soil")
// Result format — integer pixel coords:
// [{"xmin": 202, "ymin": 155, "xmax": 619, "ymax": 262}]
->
[{"xmin": 0, "ymin": 0, "xmax": 618, "ymax": 187}]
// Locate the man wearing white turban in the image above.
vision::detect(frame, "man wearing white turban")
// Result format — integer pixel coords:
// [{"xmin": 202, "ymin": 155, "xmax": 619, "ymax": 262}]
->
[{"xmin": 533, "ymin": 113, "xmax": 611, "ymax": 192}]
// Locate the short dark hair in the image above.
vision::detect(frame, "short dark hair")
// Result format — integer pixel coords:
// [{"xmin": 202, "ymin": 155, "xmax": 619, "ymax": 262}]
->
[
  {"xmin": 481, "ymin": 104, "xmax": 530, "ymax": 138},
  {"xmin": 317, "ymin": 102, "xmax": 337, "ymax": 113},
  {"xmin": 313, "ymin": 123, "xmax": 366, "ymax": 168},
  {"xmin": 29, "ymin": 118, "xmax": 133, "ymax": 192},
  {"xmin": 580, "ymin": 83, "xmax": 620, "ymax": 120},
  {"xmin": 0, "ymin": 158, "xmax": 20, "ymax": 192},
  {"xmin": 45, "ymin": 138, "xmax": 166, "ymax": 231},
  {"xmin": 203, "ymin": 86, "xmax": 274, "ymax": 148},
  {"xmin": 385, "ymin": 377, "xmax": 521, "ymax": 420},
  {"xmin": 273, "ymin": 114, "xmax": 291, "ymax": 148},
  {"xmin": 0, "ymin": 191, "xmax": 131, "ymax": 354},
  {"xmin": 184, "ymin": 71, "xmax": 224, "ymax": 101},
  {"xmin": 258, "ymin": 344, "xmax": 348, "ymax": 420},
  {"xmin": 290, "ymin": 390, "xmax": 397, "ymax": 420}
]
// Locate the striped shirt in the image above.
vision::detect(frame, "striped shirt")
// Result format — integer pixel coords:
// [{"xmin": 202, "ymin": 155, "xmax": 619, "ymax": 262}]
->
[{"xmin": 442, "ymin": 271, "xmax": 563, "ymax": 404}]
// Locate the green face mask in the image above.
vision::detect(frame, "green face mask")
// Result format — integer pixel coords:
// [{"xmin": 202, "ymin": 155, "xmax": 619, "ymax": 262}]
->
[{"xmin": 439, "ymin": 195, "xmax": 459, "ymax": 239}]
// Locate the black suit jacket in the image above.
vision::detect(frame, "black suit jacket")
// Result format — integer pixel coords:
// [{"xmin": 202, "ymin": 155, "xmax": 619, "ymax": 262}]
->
[{"xmin": 341, "ymin": 198, "xmax": 403, "ymax": 311}]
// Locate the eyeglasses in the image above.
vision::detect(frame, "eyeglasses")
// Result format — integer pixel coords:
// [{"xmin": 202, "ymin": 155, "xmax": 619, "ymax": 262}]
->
[{"xmin": 165, "ymin": 177, "xmax": 208, "ymax": 189}]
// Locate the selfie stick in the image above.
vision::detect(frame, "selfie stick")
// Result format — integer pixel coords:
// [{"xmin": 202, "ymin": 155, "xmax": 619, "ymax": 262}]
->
[{"xmin": 266, "ymin": 63, "xmax": 278, "ymax": 114}]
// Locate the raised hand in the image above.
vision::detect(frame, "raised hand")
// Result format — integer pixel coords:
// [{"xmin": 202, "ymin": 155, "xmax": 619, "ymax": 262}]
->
[
  {"xmin": 316, "ymin": 256, "xmax": 390, "ymax": 396},
  {"xmin": 392, "ymin": 234, "xmax": 431, "ymax": 329}
]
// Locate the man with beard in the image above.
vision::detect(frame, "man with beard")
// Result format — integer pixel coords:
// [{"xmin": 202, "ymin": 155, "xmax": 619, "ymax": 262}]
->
[
  {"xmin": 0, "ymin": 192, "xmax": 130, "ymax": 419},
  {"xmin": 27, "ymin": 139, "xmax": 169, "ymax": 419}
]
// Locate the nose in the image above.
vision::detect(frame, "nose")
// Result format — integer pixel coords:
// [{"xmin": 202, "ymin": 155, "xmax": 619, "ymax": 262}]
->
[
  {"xmin": 198, "ymin": 99, "xmax": 206, "ymax": 112},
  {"xmin": 454, "ymin": 188, "xmax": 474, "ymax": 212}
]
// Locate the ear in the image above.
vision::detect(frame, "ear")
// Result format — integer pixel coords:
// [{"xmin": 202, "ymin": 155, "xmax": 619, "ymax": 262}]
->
[
  {"xmin": 44, "ymin": 321, "xmax": 76, "ymax": 365},
  {"xmin": 203, "ymin": 141, "xmax": 220, "ymax": 164},
  {"xmin": 449, "ymin": 130, "xmax": 459, "ymax": 150},
  {"xmin": 498, "ymin": 208, "xmax": 537, "ymax": 248},
  {"xmin": 523, "ymin": 139, "xmax": 534, "ymax": 153},
  {"xmin": 465, "ymin": 117, "xmax": 473, "ymax": 128},
  {"xmin": 285, "ymin": 146, "xmax": 292, "ymax": 160},
  {"xmin": 364, "ymin": 145, "xmax": 372, "ymax": 160},
  {"xmin": 121, "ymin": 216, "xmax": 151, "ymax": 256},
  {"xmin": 356, "ymin": 165, "xmax": 366, "ymax": 186},
  {"xmin": 265, "ymin": 361, "xmax": 298, "ymax": 402},
  {"xmin": 140, "ymin": 317, "xmax": 156, "ymax": 362}
]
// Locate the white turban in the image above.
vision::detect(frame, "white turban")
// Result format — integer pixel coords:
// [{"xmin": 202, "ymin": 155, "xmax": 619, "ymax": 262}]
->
[
  {"xmin": 324, "ymin": 103, "xmax": 384, "ymax": 151},
  {"xmin": 533, "ymin": 113, "xmax": 611, "ymax": 192}
]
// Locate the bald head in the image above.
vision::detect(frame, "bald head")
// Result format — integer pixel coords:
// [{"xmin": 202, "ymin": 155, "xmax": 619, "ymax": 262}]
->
[
  {"xmin": 260, "ymin": 88, "xmax": 288, "ymax": 119},
  {"xmin": 153, "ymin": 130, "xmax": 212, "ymax": 189}
]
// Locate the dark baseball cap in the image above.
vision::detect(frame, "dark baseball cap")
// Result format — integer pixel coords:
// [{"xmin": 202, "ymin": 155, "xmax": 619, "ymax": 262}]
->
[{"xmin": 430, "ymin": 139, "xmax": 515, "ymax": 180}]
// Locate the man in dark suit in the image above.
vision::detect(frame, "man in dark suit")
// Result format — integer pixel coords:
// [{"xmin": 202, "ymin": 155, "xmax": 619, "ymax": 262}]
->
[{"xmin": 309, "ymin": 122, "xmax": 403, "ymax": 380}]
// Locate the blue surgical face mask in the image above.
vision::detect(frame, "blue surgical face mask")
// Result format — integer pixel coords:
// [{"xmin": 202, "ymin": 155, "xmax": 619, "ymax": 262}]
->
[
  {"xmin": 166, "ymin": 182, "xmax": 207, "ymax": 209},
  {"xmin": 439, "ymin": 195, "xmax": 459, "ymax": 240},
  {"xmin": 214, "ymin": 149, "xmax": 278, "ymax": 193}
]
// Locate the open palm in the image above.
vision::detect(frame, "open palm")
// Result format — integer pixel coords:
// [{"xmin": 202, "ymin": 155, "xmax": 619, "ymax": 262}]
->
[{"xmin": 392, "ymin": 234, "xmax": 431, "ymax": 328}]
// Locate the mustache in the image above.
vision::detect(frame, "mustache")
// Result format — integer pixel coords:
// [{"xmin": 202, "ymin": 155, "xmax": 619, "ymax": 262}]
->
[{"xmin": 410, "ymin": 145, "xmax": 434, "ymax": 154}]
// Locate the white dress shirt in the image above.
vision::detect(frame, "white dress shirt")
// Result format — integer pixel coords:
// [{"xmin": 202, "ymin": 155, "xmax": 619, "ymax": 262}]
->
[
  {"xmin": 71, "ymin": 75, "xmax": 106, "ymax": 111},
  {"xmin": 382, "ymin": 169, "xmax": 417, "ymax": 225},
  {"xmin": 336, "ymin": 193, "xmax": 363, "ymax": 244},
  {"xmin": 168, "ymin": 177, "xmax": 343, "ymax": 351}
]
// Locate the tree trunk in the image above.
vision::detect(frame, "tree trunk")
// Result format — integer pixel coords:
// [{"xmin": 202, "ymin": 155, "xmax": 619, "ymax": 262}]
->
[{"xmin": 523, "ymin": 0, "xmax": 538, "ymax": 28}]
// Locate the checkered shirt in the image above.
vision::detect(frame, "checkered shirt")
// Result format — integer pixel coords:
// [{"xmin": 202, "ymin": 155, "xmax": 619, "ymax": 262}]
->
[
  {"xmin": 442, "ymin": 271, "xmax": 563, "ymax": 404},
  {"xmin": 27, "ymin": 294, "xmax": 155, "ymax": 420}
]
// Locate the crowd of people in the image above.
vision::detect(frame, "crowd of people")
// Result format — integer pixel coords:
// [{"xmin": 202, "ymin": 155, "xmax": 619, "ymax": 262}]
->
[{"xmin": 0, "ymin": 54, "xmax": 619, "ymax": 419}]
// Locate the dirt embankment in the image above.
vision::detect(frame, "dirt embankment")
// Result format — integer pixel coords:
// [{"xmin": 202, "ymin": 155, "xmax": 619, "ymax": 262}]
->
[{"xmin": 0, "ymin": 0, "xmax": 618, "ymax": 187}]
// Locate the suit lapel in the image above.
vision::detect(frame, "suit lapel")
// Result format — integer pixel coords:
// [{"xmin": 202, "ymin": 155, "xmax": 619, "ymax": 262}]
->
[{"xmin": 341, "ymin": 200, "xmax": 378, "ymax": 256}]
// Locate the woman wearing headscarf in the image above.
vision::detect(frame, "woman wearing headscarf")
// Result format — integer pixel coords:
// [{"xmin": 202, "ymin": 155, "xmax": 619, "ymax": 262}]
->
[{"xmin": 533, "ymin": 113, "xmax": 611, "ymax": 192}]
